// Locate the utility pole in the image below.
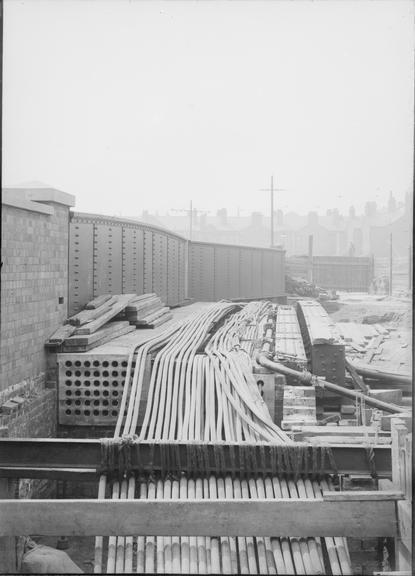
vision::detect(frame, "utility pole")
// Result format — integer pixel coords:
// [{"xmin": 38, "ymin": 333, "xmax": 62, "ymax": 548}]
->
[
  {"xmin": 260, "ymin": 176, "xmax": 286, "ymax": 248},
  {"xmin": 409, "ymin": 243, "xmax": 412, "ymax": 292},
  {"xmin": 189, "ymin": 200, "xmax": 193, "ymax": 241},
  {"xmin": 389, "ymin": 233, "xmax": 393, "ymax": 296},
  {"xmin": 270, "ymin": 175, "xmax": 274, "ymax": 247}
]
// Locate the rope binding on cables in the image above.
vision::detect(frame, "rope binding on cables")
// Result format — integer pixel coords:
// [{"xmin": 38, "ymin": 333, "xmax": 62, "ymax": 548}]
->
[{"xmin": 100, "ymin": 438, "xmax": 339, "ymax": 478}]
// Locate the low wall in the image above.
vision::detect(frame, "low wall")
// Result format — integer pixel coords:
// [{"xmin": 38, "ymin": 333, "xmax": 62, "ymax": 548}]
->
[{"xmin": 286, "ymin": 255, "xmax": 374, "ymax": 292}]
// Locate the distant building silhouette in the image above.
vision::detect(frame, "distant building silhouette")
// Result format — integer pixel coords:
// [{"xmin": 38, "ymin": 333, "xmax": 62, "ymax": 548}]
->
[{"xmin": 137, "ymin": 195, "xmax": 412, "ymax": 259}]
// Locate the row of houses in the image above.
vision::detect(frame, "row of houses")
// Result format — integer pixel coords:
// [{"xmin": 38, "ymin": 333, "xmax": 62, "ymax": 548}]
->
[{"xmin": 139, "ymin": 194, "xmax": 412, "ymax": 258}]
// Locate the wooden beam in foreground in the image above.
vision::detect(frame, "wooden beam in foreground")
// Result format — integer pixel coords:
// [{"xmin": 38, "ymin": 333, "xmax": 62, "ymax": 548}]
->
[{"xmin": 0, "ymin": 494, "xmax": 399, "ymax": 538}]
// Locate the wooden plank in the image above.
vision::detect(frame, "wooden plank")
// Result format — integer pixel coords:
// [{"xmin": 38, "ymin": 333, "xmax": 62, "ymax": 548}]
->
[
  {"xmin": 303, "ymin": 436, "xmax": 391, "ymax": 445},
  {"xmin": 45, "ymin": 324, "xmax": 76, "ymax": 346},
  {"xmin": 0, "ymin": 480, "xmax": 16, "ymax": 573},
  {"xmin": 128, "ymin": 293, "xmax": 157, "ymax": 304},
  {"xmin": 0, "ymin": 467, "xmax": 97, "ymax": 481},
  {"xmin": 66, "ymin": 297, "xmax": 117, "ymax": 326},
  {"xmin": 322, "ymin": 490, "xmax": 403, "ymax": 501},
  {"xmin": 0, "ymin": 498, "xmax": 398, "ymax": 537},
  {"xmin": 397, "ymin": 500, "xmax": 412, "ymax": 553},
  {"xmin": 63, "ymin": 321, "xmax": 131, "ymax": 346},
  {"xmin": 292, "ymin": 425, "xmax": 388, "ymax": 437},
  {"xmin": 85, "ymin": 294, "xmax": 112, "ymax": 309},
  {"xmin": 62, "ymin": 325, "xmax": 136, "ymax": 352},
  {"xmin": 74, "ymin": 294, "xmax": 136, "ymax": 334},
  {"xmin": 125, "ymin": 296, "xmax": 160, "ymax": 312},
  {"xmin": 135, "ymin": 307, "xmax": 170, "ymax": 324},
  {"xmin": 373, "ymin": 570, "xmax": 412, "ymax": 576},
  {"xmin": 134, "ymin": 312, "xmax": 173, "ymax": 328},
  {"xmin": 125, "ymin": 300, "xmax": 164, "ymax": 319}
]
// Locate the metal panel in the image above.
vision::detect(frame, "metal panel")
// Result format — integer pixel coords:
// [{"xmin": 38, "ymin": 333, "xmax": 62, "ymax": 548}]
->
[
  {"xmin": 214, "ymin": 246, "xmax": 230, "ymax": 300},
  {"xmin": 178, "ymin": 240, "xmax": 187, "ymax": 303},
  {"xmin": 93, "ymin": 224, "xmax": 122, "ymax": 297},
  {"xmin": 69, "ymin": 221, "xmax": 94, "ymax": 315},
  {"xmin": 261, "ymin": 251, "xmax": 274, "ymax": 296},
  {"xmin": 167, "ymin": 236, "xmax": 179, "ymax": 306},
  {"xmin": 68, "ymin": 214, "xmax": 285, "ymax": 311},
  {"xmin": 189, "ymin": 243, "xmax": 215, "ymax": 301},
  {"xmin": 143, "ymin": 230, "xmax": 153, "ymax": 294},
  {"xmin": 227, "ymin": 247, "xmax": 240, "ymax": 298},
  {"xmin": 122, "ymin": 227, "xmax": 144, "ymax": 295},
  {"xmin": 152, "ymin": 232, "xmax": 168, "ymax": 304},
  {"xmin": 251, "ymin": 250, "xmax": 263, "ymax": 297},
  {"xmin": 273, "ymin": 251, "xmax": 285, "ymax": 296},
  {"xmin": 239, "ymin": 249, "xmax": 254, "ymax": 298}
]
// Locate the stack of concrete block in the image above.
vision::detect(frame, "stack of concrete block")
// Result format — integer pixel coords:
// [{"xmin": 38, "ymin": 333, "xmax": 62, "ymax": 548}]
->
[{"xmin": 281, "ymin": 385, "xmax": 317, "ymax": 430}]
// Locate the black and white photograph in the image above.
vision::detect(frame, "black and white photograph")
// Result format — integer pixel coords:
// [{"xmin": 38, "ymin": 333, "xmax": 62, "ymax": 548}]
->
[{"xmin": 0, "ymin": 0, "xmax": 413, "ymax": 574}]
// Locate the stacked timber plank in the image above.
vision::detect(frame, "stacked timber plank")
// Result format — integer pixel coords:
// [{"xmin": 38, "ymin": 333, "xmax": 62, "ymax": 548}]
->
[
  {"xmin": 290, "ymin": 424, "xmax": 391, "ymax": 445},
  {"xmin": 62, "ymin": 321, "xmax": 136, "ymax": 353},
  {"xmin": 124, "ymin": 294, "xmax": 173, "ymax": 328},
  {"xmin": 45, "ymin": 292, "xmax": 172, "ymax": 352}
]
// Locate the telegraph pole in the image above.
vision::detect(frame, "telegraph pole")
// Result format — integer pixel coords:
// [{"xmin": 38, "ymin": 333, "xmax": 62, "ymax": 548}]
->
[
  {"xmin": 260, "ymin": 176, "xmax": 286, "ymax": 247},
  {"xmin": 389, "ymin": 233, "xmax": 393, "ymax": 296},
  {"xmin": 189, "ymin": 200, "xmax": 193, "ymax": 241},
  {"xmin": 270, "ymin": 176, "xmax": 274, "ymax": 247}
]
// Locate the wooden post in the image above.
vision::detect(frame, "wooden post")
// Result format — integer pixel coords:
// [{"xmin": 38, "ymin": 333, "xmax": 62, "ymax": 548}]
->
[
  {"xmin": 391, "ymin": 417, "xmax": 412, "ymax": 572},
  {"xmin": 0, "ymin": 479, "xmax": 16, "ymax": 573}
]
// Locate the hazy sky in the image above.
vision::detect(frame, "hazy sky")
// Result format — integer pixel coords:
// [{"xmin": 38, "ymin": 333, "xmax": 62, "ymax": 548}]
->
[{"xmin": 3, "ymin": 0, "xmax": 414, "ymax": 217}]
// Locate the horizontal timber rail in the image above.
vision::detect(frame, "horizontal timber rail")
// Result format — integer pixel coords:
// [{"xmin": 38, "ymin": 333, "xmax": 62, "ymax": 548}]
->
[
  {"xmin": 0, "ymin": 492, "xmax": 401, "ymax": 537},
  {"xmin": 0, "ymin": 438, "xmax": 391, "ymax": 480}
]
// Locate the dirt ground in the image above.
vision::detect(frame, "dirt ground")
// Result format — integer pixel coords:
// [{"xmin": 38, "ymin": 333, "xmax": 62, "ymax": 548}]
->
[{"xmin": 330, "ymin": 293, "xmax": 412, "ymax": 325}]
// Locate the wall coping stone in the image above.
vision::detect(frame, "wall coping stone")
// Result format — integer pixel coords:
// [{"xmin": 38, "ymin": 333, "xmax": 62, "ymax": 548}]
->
[
  {"xmin": 3, "ymin": 187, "xmax": 75, "ymax": 213},
  {"xmin": 2, "ymin": 190, "xmax": 54, "ymax": 215}
]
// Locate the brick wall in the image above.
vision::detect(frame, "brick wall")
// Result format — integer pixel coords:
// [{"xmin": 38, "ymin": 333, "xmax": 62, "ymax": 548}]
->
[
  {"xmin": 0, "ymin": 373, "xmax": 57, "ymax": 495},
  {"xmin": 0, "ymin": 375, "xmax": 57, "ymax": 438},
  {"xmin": 1, "ymin": 189, "xmax": 74, "ymax": 391}
]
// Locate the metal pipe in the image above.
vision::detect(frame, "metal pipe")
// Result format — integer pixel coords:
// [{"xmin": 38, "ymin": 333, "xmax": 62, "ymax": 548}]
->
[
  {"xmin": 346, "ymin": 360, "xmax": 411, "ymax": 387},
  {"xmin": 256, "ymin": 354, "xmax": 407, "ymax": 414}
]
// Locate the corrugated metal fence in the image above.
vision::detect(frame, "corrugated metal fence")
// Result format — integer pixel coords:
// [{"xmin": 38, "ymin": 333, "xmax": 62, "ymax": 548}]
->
[{"xmin": 69, "ymin": 213, "xmax": 285, "ymax": 314}]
